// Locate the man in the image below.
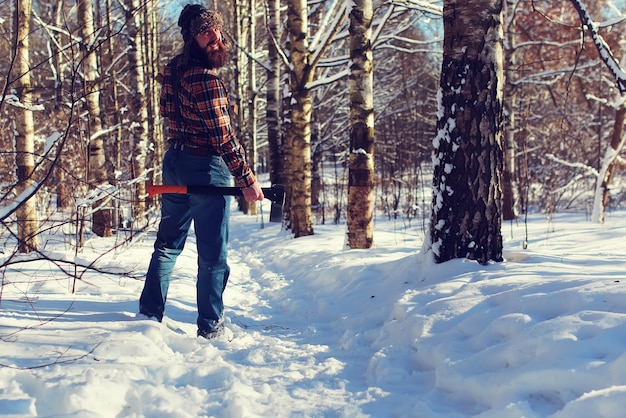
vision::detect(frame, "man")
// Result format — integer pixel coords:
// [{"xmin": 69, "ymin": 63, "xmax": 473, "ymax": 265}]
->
[{"xmin": 139, "ymin": 4, "xmax": 264, "ymax": 340}]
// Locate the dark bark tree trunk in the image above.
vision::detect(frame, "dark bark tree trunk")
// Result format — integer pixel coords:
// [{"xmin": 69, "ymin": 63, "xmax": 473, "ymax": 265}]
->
[{"xmin": 429, "ymin": 0, "xmax": 505, "ymax": 265}]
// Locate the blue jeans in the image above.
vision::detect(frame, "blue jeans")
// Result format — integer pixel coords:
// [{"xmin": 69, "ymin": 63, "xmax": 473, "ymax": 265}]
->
[{"xmin": 139, "ymin": 146, "xmax": 232, "ymax": 332}]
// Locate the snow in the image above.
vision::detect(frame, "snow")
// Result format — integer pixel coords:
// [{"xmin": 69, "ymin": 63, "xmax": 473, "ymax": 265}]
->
[
  {"xmin": 3, "ymin": 95, "xmax": 45, "ymax": 112},
  {"xmin": 2, "ymin": 206, "xmax": 626, "ymax": 417},
  {"xmin": 0, "ymin": 184, "xmax": 39, "ymax": 221}
]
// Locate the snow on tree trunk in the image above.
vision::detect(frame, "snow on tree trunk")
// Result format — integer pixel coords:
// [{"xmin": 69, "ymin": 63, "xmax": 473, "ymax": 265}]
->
[
  {"xmin": 429, "ymin": 0, "xmax": 504, "ymax": 265},
  {"xmin": 287, "ymin": 0, "xmax": 314, "ymax": 238},
  {"xmin": 14, "ymin": 0, "xmax": 40, "ymax": 253},
  {"xmin": 346, "ymin": 0, "xmax": 375, "ymax": 249}
]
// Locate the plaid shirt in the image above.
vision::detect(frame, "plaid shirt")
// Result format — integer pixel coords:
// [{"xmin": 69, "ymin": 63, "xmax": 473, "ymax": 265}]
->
[{"xmin": 160, "ymin": 56, "xmax": 256, "ymax": 188}]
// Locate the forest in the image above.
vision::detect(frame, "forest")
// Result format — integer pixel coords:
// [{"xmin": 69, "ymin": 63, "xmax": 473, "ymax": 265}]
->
[{"xmin": 1, "ymin": 0, "xmax": 625, "ymax": 262}]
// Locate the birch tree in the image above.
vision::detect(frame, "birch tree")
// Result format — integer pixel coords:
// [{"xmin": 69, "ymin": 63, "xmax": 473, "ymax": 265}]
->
[
  {"xmin": 346, "ymin": 0, "xmax": 375, "ymax": 249},
  {"xmin": 233, "ymin": 0, "xmax": 259, "ymax": 216},
  {"xmin": 13, "ymin": 0, "xmax": 39, "ymax": 253},
  {"xmin": 144, "ymin": 0, "xmax": 162, "ymax": 198},
  {"xmin": 125, "ymin": 0, "xmax": 149, "ymax": 224},
  {"xmin": 285, "ymin": 0, "xmax": 347, "ymax": 237},
  {"xmin": 501, "ymin": 0, "xmax": 520, "ymax": 221},
  {"xmin": 428, "ymin": 0, "xmax": 505, "ymax": 264},
  {"xmin": 247, "ymin": 0, "xmax": 258, "ymax": 216},
  {"xmin": 266, "ymin": 0, "xmax": 284, "ymax": 222},
  {"xmin": 593, "ymin": 96, "xmax": 626, "ymax": 223},
  {"xmin": 78, "ymin": 0, "xmax": 111, "ymax": 237},
  {"xmin": 286, "ymin": 0, "xmax": 314, "ymax": 237}
]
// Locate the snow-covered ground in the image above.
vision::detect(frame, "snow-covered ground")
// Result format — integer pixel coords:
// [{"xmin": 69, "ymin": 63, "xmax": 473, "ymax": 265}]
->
[{"xmin": 1, "ymin": 204, "xmax": 626, "ymax": 417}]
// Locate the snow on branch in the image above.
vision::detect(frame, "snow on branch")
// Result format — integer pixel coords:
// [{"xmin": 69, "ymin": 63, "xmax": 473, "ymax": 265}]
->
[
  {"xmin": 308, "ymin": 68, "xmax": 349, "ymax": 91},
  {"xmin": 0, "ymin": 184, "xmax": 39, "ymax": 222},
  {"xmin": 390, "ymin": 0, "xmax": 442, "ymax": 16},
  {"xmin": 4, "ymin": 95, "xmax": 45, "ymax": 111},
  {"xmin": 545, "ymin": 153, "xmax": 599, "ymax": 177},
  {"xmin": 568, "ymin": 0, "xmax": 626, "ymax": 94}
]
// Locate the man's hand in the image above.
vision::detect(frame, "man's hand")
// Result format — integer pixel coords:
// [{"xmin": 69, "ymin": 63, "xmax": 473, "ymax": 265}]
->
[{"xmin": 241, "ymin": 181, "xmax": 265, "ymax": 202}]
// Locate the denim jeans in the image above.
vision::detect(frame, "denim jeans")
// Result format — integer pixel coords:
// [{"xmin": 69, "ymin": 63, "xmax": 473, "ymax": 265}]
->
[{"xmin": 139, "ymin": 146, "xmax": 232, "ymax": 332}]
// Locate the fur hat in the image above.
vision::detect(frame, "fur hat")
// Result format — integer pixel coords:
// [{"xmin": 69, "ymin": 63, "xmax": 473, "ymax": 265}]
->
[{"xmin": 178, "ymin": 5, "xmax": 224, "ymax": 43}]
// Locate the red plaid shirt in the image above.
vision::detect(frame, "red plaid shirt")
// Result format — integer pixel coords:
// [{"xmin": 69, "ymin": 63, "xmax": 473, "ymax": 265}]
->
[{"xmin": 160, "ymin": 56, "xmax": 256, "ymax": 188}]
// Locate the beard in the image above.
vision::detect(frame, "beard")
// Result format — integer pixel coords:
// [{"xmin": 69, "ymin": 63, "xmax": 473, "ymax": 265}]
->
[
  {"xmin": 190, "ymin": 39, "xmax": 229, "ymax": 69},
  {"xmin": 203, "ymin": 45, "xmax": 229, "ymax": 69}
]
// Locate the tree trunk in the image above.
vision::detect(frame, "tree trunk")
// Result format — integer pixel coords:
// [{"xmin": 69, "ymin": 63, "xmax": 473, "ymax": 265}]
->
[
  {"xmin": 144, "ymin": 0, "xmax": 162, "ymax": 211},
  {"xmin": 267, "ymin": 0, "xmax": 284, "ymax": 222},
  {"xmin": 346, "ymin": 0, "xmax": 375, "ymax": 249},
  {"xmin": 126, "ymin": 0, "xmax": 148, "ymax": 226},
  {"xmin": 592, "ymin": 104, "xmax": 626, "ymax": 223},
  {"xmin": 231, "ymin": 0, "xmax": 249, "ymax": 214},
  {"xmin": 501, "ymin": 0, "xmax": 519, "ymax": 222},
  {"xmin": 78, "ymin": 0, "xmax": 111, "ymax": 237},
  {"xmin": 287, "ymin": 0, "xmax": 314, "ymax": 237},
  {"xmin": 104, "ymin": 0, "xmax": 122, "ymax": 227},
  {"xmin": 429, "ymin": 0, "xmax": 505, "ymax": 265},
  {"xmin": 51, "ymin": 1, "xmax": 70, "ymax": 212},
  {"xmin": 13, "ymin": 0, "xmax": 40, "ymax": 253},
  {"xmin": 246, "ymin": 0, "xmax": 258, "ymax": 216},
  {"xmin": 501, "ymin": 88, "xmax": 518, "ymax": 221}
]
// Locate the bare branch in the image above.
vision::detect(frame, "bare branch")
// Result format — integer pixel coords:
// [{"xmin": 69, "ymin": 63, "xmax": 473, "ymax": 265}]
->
[{"xmin": 568, "ymin": 0, "xmax": 626, "ymax": 94}]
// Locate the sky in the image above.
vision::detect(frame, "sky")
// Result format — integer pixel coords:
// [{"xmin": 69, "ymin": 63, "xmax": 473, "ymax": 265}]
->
[{"xmin": 1, "ymin": 197, "xmax": 626, "ymax": 417}]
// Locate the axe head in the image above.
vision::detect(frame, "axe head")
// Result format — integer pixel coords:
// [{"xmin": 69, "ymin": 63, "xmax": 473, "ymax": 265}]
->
[{"xmin": 265, "ymin": 184, "xmax": 285, "ymax": 223}]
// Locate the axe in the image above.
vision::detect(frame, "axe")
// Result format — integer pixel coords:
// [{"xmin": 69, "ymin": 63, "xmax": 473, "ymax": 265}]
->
[{"xmin": 146, "ymin": 184, "xmax": 285, "ymax": 222}]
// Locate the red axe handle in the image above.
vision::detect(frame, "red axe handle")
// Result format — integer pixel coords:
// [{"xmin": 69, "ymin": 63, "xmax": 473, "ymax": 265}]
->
[
  {"xmin": 146, "ymin": 185, "xmax": 188, "ymax": 196},
  {"xmin": 146, "ymin": 184, "xmax": 285, "ymax": 205}
]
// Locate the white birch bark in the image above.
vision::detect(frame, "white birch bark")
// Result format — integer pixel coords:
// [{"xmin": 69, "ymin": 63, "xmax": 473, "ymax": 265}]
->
[
  {"xmin": 14, "ymin": 0, "xmax": 40, "ymax": 253},
  {"xmin": 346, "ymin": 0, "xmax": 375, "ymax": 249},
  {"xmin": 78, "ymin": 0, "xmax": 111, "ymax": 237},
  {"xmin": 126, "ymin": 0, "xmax": 149, "ymax": 225}
]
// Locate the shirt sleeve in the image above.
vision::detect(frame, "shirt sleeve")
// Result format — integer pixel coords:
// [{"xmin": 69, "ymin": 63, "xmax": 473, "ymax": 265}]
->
[
  {"xmin": 192, "ymin": 76, "xmax": 256, "ymax": 188},
  {"xmin": 159, "ymin": 65, "xmax": 173, "ymax": 119}
]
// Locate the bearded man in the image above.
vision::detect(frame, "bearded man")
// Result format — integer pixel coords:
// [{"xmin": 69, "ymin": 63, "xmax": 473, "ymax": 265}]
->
[{"xmin": 139, "ymin": 4, "xmax": 264, "ymax": 340}]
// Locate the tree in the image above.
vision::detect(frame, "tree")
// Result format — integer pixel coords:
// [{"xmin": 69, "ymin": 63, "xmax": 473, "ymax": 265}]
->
[
  {"xmin": 125, "ymin": 0, "xmax": 149, "ymax": 225},
  {"xmin": 78, "ymin": 0, "xmax": 111, "ymax": 237},
  {"xmin": 232, "ymin": 0, "xmax": 260, "ymax": 216},
  {"xmin": 246, "ymin": 0, "xmax": 259, "ymax": 216},
  {"xmin": 500, "ymin": 0, "xmax": 626, "ymax": 220},
  {"xmin": 143, "ymin": 0, "xmax": 163, "ymax": 205},
  {"xmin": 13, "ymin": 0, "xmax": 40, "ymax": 253},
  {"xmin": 266, "ymin": 0, "xmax": 284, "ymax": 222},
  {"xmin": 285, "ymin": 0, "xmax": 315, "ymax": 237},
  {"xmin": 567, "ymin": 0, "xmax": 626, "ymax": 222},
  {"xmin": 427, "ymin": 0, "xmax": 505, "ymax": 264},
  {"xmin": 567, "ymin": 0, "xmax": 625, "ymax": 95},
  {"xmin": 501, "ymin": 0, "xmax": 520, "ymax": 221},
  {"xmin": 346, "ymin": 0, "xmax": 375, "ymax": 249},
  {"xmin": 285, "ymin": 0, "xmax": 347, "ymax": 237}
]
